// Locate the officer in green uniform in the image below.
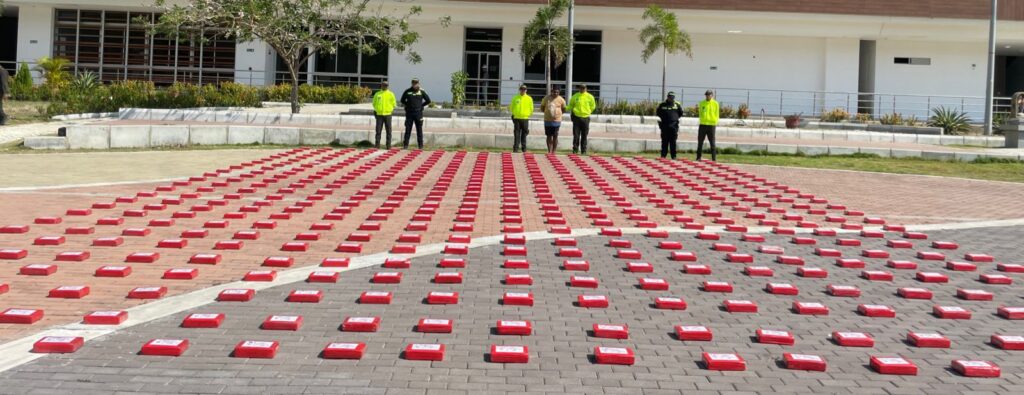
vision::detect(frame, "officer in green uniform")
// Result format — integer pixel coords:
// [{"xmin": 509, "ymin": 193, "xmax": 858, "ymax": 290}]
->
[
  {"xmin": 400, "ymin": 78, "xmax": 431, "ymax": 149},
  {"xmin": 656, "ymin": 91, "xmax": 683, "ymax": 159}
]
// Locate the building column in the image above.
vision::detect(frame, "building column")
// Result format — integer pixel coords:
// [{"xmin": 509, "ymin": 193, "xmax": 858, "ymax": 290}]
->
[
  {"xmin": 823, "ymin": 37, "xmax": 860, "ymax": 114},
  {"xmin": 234, "ymin": 39, "xmax": 273, "ymax": 86},
  {"xmin": 15, "ymin": 4, "xmax": 54, "ymax": 81}
]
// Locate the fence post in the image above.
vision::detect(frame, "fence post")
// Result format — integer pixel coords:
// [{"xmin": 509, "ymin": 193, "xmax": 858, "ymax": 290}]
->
[
  {"xmin": 812, "ymin": 92, "xmax": 818, "ymax": 117},
  {"xmin": 892, "ymin": 96, "xmax": 896, "ymax": 115},
  {"xmin": 926, "ymin": 97, "xmax": 931, "ymax": 119},
  {"xmin": 647, "ymin": 86, "xmax": 651, "ymax": 102},
  {"xmin": 779, "ymin": 92, "xmax": 783, "ymax": 116},
  {"xmin": 615, "ymin": 86, "xmax": 619, "ymax": 103}
]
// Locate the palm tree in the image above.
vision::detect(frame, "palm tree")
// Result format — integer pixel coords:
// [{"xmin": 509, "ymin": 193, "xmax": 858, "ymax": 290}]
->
[
  {"xmin": 520, "ymin": 0, "xmax": 573, "ymax": 93},
  {"xmin": 639, "ymin": 5, "xmax": 693, "ymax": 99},
  {"xmin": 35, "ymin": 56, "xmax": 72, "ymax": 97}
]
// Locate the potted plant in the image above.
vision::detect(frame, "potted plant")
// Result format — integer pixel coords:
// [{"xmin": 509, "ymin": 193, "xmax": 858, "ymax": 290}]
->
[{"xmin": 784, "ymin": 113, "xmax": 802, "ymax": 129}]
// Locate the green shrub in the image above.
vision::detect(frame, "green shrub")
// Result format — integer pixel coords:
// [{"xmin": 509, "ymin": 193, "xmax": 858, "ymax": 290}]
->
[
  {"xmin": 854, "ymin": 112, "xmax": 872, "ymax": 123},
  {"xmin": 820, "ymin": 107, "xmax": 850, "ymax": 123},
  {"xmin": 264, "ymin": 84, "xmax": 293, "ymax": 102},
  {"xmin": 879, "ymin": 112, "xmax": 904, "ymax": 125},
  {"xmin": 108, "ymin": 80, "xmax": 157, "ymax": 109},
  {"xmin": 719, "ymin": 105, "xmax": 736, "ymax": 119},
  {"xmin": 10, "ymin": 62, "xmax": 37, "ymax": 100},
  {"xmin": 450, "ymin": 71, "xmax": 468, "ymax": 107},
  {"xmin": 682, "ymin": 104, "xmax": 699, "ymax": 118},
  {"xmin": 929, "ymin": 106, "xmax": 971, "ymax": 135},
  {"xmin": 737, "ymin": 103, "xmax": 750, "ymax": 119},
  {"xmin": 155, "ymin": 82, "xmax": 206, "ymax": 108},
  {"xmin": 210, "ymin": 82, "xmax": 261, "ymax": 107},
  {"xmin": 595, "ymin": 100, "xmax": 657, "ymax": 116}
]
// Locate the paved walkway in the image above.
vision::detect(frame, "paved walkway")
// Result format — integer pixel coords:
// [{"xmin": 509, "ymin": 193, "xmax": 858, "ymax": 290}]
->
[{"xmin": 0, "ymin": 148, "xmax": 1020, "ymax": 394}]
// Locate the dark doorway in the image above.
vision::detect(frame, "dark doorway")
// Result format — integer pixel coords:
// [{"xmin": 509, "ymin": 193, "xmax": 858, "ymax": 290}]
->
[
  {"xmin": 463, "ymin": 27, "xmax": 502, "ymax": 105},
  {"xmin": 0, "ymin": 10, "xmax": 18, "ymax": 74}
]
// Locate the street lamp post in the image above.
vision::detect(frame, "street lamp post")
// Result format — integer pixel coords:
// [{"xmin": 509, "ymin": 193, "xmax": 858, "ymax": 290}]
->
[
  {"xmin": 984, "ymin": 0, "xmax": 997, "ymax": 135},
  {"xmin": 566, "ymin": 0, "xmax": 574, "ymax": 93}
]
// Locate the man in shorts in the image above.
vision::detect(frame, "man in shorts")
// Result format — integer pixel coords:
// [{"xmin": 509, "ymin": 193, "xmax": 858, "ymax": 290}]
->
[{"xmin": 541, "ymin": 87, "xmax": 566, "ymax": 154}]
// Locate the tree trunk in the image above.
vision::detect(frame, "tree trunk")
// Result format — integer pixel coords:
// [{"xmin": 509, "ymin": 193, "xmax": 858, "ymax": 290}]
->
[
  {"xmin": 290, "ymin": 72, "xmax": 301, "ymax": 114},
  {"xmin": 661, "ymin": 48, "xmax": 667, "ymax": 100},
  {"xmin": 287, "ymin": 61, "xmax": 301, "ymax": 114},
  {"xmin": 544, "ymin": 48, "xmax": 551, "ymax": 94}
]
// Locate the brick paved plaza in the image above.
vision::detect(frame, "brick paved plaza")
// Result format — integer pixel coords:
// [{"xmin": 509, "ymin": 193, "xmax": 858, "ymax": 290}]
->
[{"xmin": 0, "ymin": 148, "xmax": 1021, "ymax": 394}]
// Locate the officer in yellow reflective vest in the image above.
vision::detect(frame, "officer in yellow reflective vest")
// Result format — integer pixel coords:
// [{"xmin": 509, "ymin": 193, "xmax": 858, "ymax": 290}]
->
[
  {"xmin": 508, "ymin": 84, "xmax": 534, "ymax": 152},
  {"xmin": 697, "ymin": 90, "xmax": 720, "ymax": 161},
  {"xmin": 656, "ymin": 92, "xmax": 683, "ymax": 159},
  {"xmin": 568, "ymin": 84, "xmax": 597, "ymax": 154},
  {"xmin": 372, "ymin": 81, "xmax": 397, "ymax": 149}
]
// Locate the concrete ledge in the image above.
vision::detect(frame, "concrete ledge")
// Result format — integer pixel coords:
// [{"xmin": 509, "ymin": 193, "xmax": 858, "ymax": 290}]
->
[
  {"xmin": 464, "ymin": 133, "xmax": 496, "ymax": 149},
  {"xmin": 150, "ymin": 125, "xmax": 190, "ymax": 147},
  {"xmin": 227, "ymin": 126, "xmax": 266, "ymax": 145},
  {"xmin": 615, "ymin": 139, "xmax": 645, "ymax": 153},
  {"xmin": 189, "ymin": 125, "xmax": 229, "ymax": 145},
  {"xmin": 24, "ymin": 136, "xmax": 69, "ymax": 150},
  {"xmin": 300, "ymin": 129, "xmax": 337, "ymax": 145},
  {"xmin": 109, "ymin": 125, "xmax": 151, "ymax": 148},
  {"xmin": 66, "ymin": 125, "xmax": 111, "ymax": 149},
  {"xmin": 335, "ymin": 130, "xmax": 370, "ymax": 145},
  {"xmin": 265, "ymin": 127, "xmax": 301, "ymax": 145}
]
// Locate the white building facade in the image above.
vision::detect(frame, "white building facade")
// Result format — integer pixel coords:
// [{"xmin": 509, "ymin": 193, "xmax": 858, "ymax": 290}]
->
[{"xmin": 2, "ymin": 0, "xmax": 1023, "ymax": 119}]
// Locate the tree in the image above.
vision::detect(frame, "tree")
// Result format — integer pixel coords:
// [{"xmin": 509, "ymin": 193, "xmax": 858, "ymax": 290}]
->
[
  {"xmin": 638, "ymin": 5, "xmax": 693, "ymax": 99},
  {"xmin": 152, "ymin": 0, "xmax": 426, "ymax": 114},
  {"xmin": 520, "ymin": 0, "xmax": 572, "ymax": 93},
  {"xmin": 35, "ymin": 56, "xmax": 71, "ymax": 98}
]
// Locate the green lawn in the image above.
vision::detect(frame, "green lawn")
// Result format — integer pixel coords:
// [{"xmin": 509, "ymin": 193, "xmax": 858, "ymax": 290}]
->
[
  {"xmin": 717, "ymin": 154, "xmax": 1024, "ymax": 183},
  {"xmin": 1, "ymin": 101, "xmax": 51, "ymax": 125}
]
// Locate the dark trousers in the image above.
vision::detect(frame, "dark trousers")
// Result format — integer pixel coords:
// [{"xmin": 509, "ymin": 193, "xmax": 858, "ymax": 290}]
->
[
  {"xmin": 374, "ymin": 115, "xmax": 393, "ymax": 148},
  {"xmin": 697, "ymin": 124, "xmax": 717, "ymax": 161},
  {"xmin": 403, "ymin": 116, "xmax": 424, "ymax": 149},
  {"xmin": 571, "ymin": 115, "xmax": 590, "ymax": 154},
  {"xmin": 0, "ymin": 99, "xmax": 6, "ymax": 125},
  {"xmin": 659, "ymin": 123, "xmax": 678, "ymax": 159},
  {"xmin": 512, "ymin": 118, "xmax": 529, "ymax": 152}
]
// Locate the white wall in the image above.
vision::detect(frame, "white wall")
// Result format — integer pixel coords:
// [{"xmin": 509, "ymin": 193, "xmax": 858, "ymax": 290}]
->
[
  {"xmin": 600, "ymin": 30, "xmax": 830, "ymax": 114},
  {"xmin": 872, "ymin": 40, "xmax": 988, "ymax": 117},
  {"xmin": 389, "ymin": 22, "xmax": 463, "ymax": 103},
  {"xmin": 15, "ymin": 4, "xmax": 54, "ymax": 80},
  {"xmin": 873, "ymin": 40, "xmax": 987, "ymax": 96},
  {"xmin": 822, "ymin": 38, "xmax": 861, "ymax": 112},
  {"xmin": 233, "ymin": 40, "xmax": 274, "ymax": 86}
]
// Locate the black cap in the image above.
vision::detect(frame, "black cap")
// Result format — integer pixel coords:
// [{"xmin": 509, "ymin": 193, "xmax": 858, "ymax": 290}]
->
[
  {"xmin": 519, "ymin": 84, "xmax": 528, "ymax": 90},
  {"xmin": 412, "ymin": 78, "xmax": 420, "ymax": 83},
  {"xmin": 381, "ymin": 81, "xmax": 389, "ymax": 87},
  {"xmin": 705, "ymin": 90, "xmax": 714, "ymax": 96}
]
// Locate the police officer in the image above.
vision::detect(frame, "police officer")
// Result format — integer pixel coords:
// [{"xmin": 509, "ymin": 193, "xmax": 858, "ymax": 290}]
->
[
  {"xmin": 400, "ymin": 78, "xmax": 431, "ymax": 149},
  {"xmin": 656, "ymin": 91, "xmax": 683, "ymax": 159},
  {"xmin": 372, "ymin": 81, "xmax": 397, "ymax": 149},
  {"xmin": 568, "ymin": 84, "xmax": 596, "ymax": 154},
  {"xmin": 697, "ymin": 89, "xmax": 720, "ymax": 161},
  {"xmin": 508, "ymin": 84, "xmax": 534, "ymax": 153},
  {"xmin": 0, "ymin": 67, "xmax": 10, "ymax": 126}
]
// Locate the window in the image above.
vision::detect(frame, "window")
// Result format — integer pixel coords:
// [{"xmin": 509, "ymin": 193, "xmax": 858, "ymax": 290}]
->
[
  {"xmin": 894, "ymin": 57, "xmax": 931, "ymax": 65},
  {"xmin": 276, "ymin": 37, "xmax": 389, "ymax": 88},
  {"xmin": 524, "ymin": 30, "xmax": 601, "ymax": 97},
  {"xmin": 53, "ymin": 9, "xmax": 236, "ymax": 85},
  {"xmin": 463, "ymin": 27, "xmax": 502, "ymax": 104}
]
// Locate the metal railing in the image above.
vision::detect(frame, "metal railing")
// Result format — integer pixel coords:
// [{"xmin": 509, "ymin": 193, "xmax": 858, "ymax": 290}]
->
[
  {"xmin": 3, "ymin": 59, "xmax": 1013, "ymax": 123},
  {"xmin": 492, "ymin": 79, "xmax": 1014, "ymax": 123}
]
